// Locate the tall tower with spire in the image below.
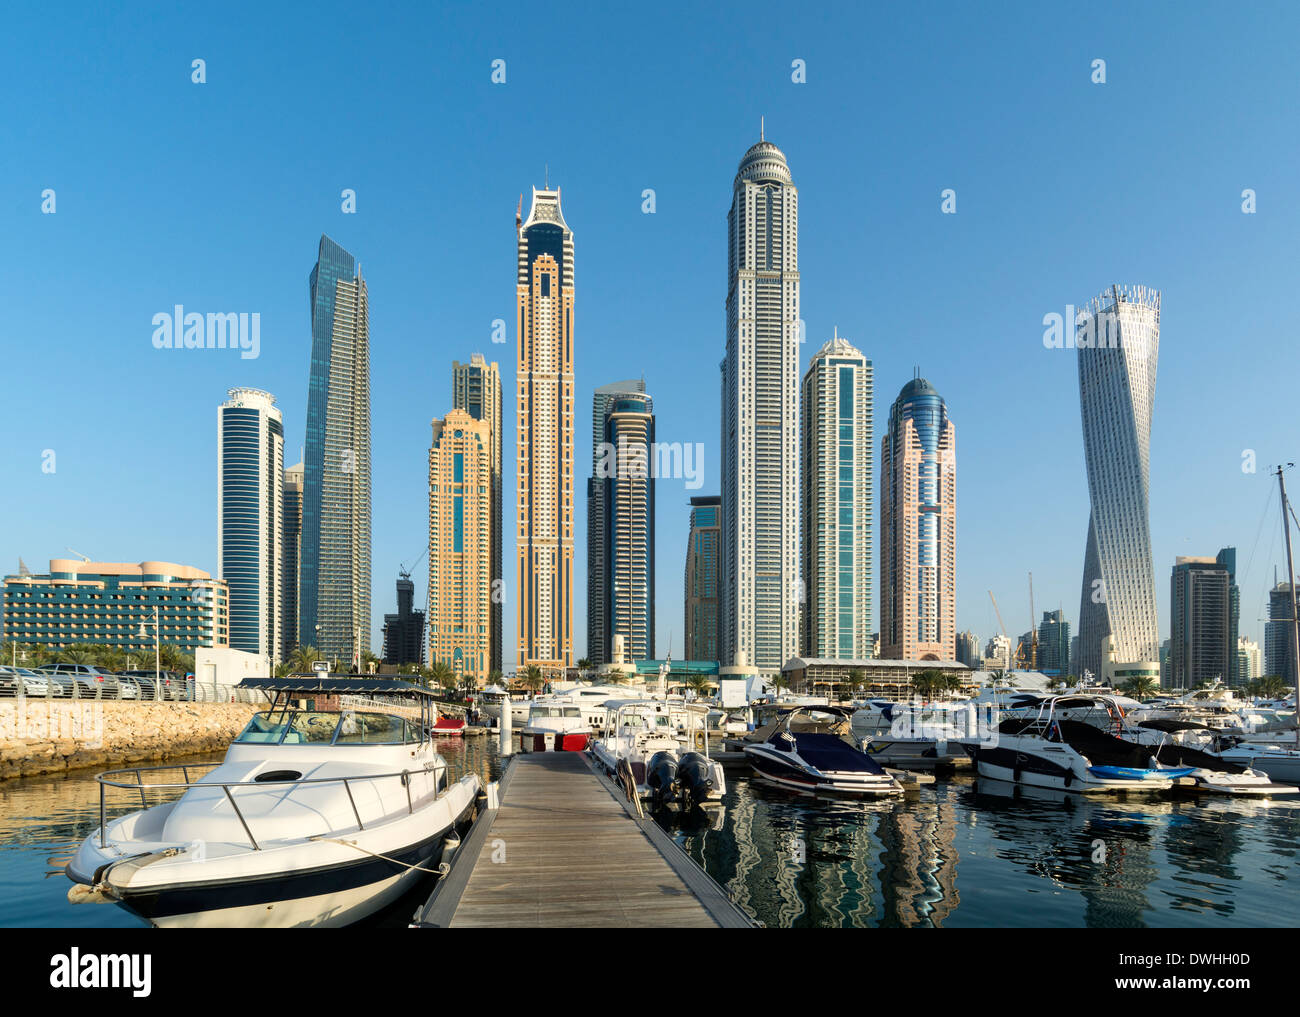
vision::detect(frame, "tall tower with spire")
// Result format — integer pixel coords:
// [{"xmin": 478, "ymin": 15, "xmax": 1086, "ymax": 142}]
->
[
  {"xmin": 719, "ymin": 133, "xmax": 801, "ymax": 673},
  {"xmin": 516, "ymin": 187, "xmax": 575, "ymax": 672}
]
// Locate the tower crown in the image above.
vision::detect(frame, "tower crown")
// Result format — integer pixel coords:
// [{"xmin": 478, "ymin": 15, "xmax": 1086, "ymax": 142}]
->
[{"xmin": 735, "ymin": 140, "xmax": 792, "ymax": 187}]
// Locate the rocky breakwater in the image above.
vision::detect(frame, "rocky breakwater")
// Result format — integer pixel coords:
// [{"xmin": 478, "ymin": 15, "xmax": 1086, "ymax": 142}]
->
[{"xmin": 0, "ymin": 700, "xmax": 259, "ymax": 780}]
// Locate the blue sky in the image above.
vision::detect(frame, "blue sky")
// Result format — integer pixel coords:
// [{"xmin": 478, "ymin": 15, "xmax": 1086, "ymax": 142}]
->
[{"xmin": 3, "ymin": 1, "xmax": 1298, "ymax": 659}]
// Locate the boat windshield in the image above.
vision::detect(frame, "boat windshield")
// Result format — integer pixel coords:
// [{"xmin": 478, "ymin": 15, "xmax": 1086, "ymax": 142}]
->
[
  {"xmin": 531, "ymin": 706, "xmax": 582, "ymax": 719},
  {"xmin": 235, "ymin": 710, "xmax": 415, "ymax": 746}
]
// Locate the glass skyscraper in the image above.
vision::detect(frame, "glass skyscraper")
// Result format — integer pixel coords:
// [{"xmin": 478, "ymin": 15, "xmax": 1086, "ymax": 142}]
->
[
  {"xmin": 302, "ymin": 235, "xmax": 371, "ymax": 666},
  {"xmin": 720, "ymin": 132, "xmax": 801, "ymax": 673},
  {"xmin": 1076, "ymin": 285, "xmax": 1160, "ymax": 684},
  {"xmin": 217, "ymin": 387, "xmax": 284, "ymax": 662},
  {"xmin": 281, "ymin": 461, "xmax": 303, "ymax": 659},
  {"xmin": 1169, "ymin": 548, "xmax": 1239, "ymax": 689},
  {"xmin": 801, "ymin": 334, "xmax": 873, "ymax": 660},
  {"xmin": 880, "ymin": 376, "xmax": 956, "ymax": 661},
  {"xmin": 684, "ymin": 495, "xmax": 721, "ymax": 662},
  {"xmin": 601, "ymin": 390, "xmax": 655, "ymax": 662},
  {"xmin": 588, "ymin": 379, "xmax": 646, "ymax": 665}
]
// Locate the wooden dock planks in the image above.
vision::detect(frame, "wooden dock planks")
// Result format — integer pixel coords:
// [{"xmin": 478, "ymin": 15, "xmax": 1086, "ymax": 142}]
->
[{"xmin": 419, "ymin": 751, "xmax": 751, "ymax": 928}]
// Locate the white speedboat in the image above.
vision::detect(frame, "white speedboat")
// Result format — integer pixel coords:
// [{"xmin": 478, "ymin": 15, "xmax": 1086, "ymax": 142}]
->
[
  {"xmin": 66, "ymin": 677, "xmax": 480, "ymax": 928},
  {"xmin": 589, "ymin": 699, "xmax": 726, "ymax": 809},
  {"xmin": 961, "ymin": 695, "xmax": 1185, "ymax": 794},
  {"xmin": 745, "ymin": 708, "xmax": 903, "ymax": 796}
]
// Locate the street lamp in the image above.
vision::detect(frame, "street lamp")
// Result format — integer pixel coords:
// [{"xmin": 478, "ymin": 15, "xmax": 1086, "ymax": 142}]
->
[{"xmin": 137, "ymin": 605, "xmax": 160, "ymax": 700}]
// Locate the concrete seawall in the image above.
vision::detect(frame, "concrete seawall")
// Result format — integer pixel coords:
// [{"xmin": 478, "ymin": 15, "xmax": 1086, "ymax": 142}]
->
[{"xmin": 0, "ymin": 701, "xmax": 258, "ymax": 781}]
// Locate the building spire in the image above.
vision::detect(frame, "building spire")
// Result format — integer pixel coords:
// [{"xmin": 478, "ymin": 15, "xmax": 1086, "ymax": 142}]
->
[{"xmin": 760, "ymin": 115, "xmax": 764, "ymax": 141}]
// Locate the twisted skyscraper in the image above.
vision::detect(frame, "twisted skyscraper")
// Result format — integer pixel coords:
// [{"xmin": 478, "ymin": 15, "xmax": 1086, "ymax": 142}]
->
[{"xmin": 1076, "ymin": 285, "xmax": 1161, "ymax": 683}]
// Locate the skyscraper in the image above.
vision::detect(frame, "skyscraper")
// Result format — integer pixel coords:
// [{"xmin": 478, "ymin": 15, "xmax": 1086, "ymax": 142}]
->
[
  {"xmin": 428, "ymin": 409, "xmax": 493, "ymax": 686},
  {"xmin": 1237, "ymin": 636, "xmax": 1262, "ymax": 684},
  {"xmin": 956, "ymin": 631, "xmax": 980, "ymax": 668},
  {"xmin": 801, "ymin": 333, "xmax": 873, "ymax": 659},
  {"xmin": 600, "ymin": 390, "xmax": 655, "ymax": 662},
  {"xmin": 685, "ymin": 496, "xmax": 722, "ymax": 662},
  {"xmin": 453, "ymin": 354, "xmax": 502, "ymax": 673},
  {"xmin": 1265, "ymin": 580, "xmax": 1298, "ymax": 686},
  {"xmin": 302, "ymin": 235, "xmax": 371, "ymax": 667},
  {"xmin": 588, "ymin": 379, "xmax": 647, "ymax": 666},
  {"xmin": 217, "ymin": 387, "xmax": 284, "ymax": 662},
  {"xmin": 516, "ymin": 187, "xmax": 575, "ymax": 672},
  {"xmin": 1076, "ymin": 285, "xmax": 1160, "ymax": 684},
  {"xmin": 720, "ymin": 132, "xmax": 800, "ymax": 673},
  {"xmin": 1037, "ymin": 610, "xmax": 1071, "ymax": 678},
  {"xmin": 281, "ymin": 461, "xmax": 303, "ymax": 658},
  {"xmin": 382, "ymin": 572, "xmax": 425, "ymax": 666},
  {"xmin": 1170, "ymin": 549, "xmax": 1238, "ymax": 689},
  {"xmin": 880, "ymin": 377, "xmax": 957, "ymax": 661}
]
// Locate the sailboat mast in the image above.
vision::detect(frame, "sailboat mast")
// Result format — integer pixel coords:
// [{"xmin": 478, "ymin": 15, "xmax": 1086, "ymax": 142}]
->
[{"xmin": 1276, "ymin": 463, "xmax": 1300, "ymax": 749}]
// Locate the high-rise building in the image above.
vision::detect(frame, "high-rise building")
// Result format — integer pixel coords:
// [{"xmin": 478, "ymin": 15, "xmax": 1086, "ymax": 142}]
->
[
  {"xmin": 801, "ymin": 333, "xmax": 873, "ymax": 659},
  {"xmin": 281, "ymin": 461, "xmax": 303, "ymax": 657},
  {"xmin": 685, "ymin": 496, "xmax": 722, "ymax": 662},
  {"xmin": 720, "ymin": 132, "xmax": 801, "ymax": 674},
  {"xmin": 588, "ymin": 379, "xmax": 646, "ymax": 665},
  {"xmin": 1265, "ymin": 581, "xmax": 1298, "ymax": 686},
  {"xmin": 1037, "ymin": 610, "xmax": 1071, "ymax": 678},
  {"xmin": 382, "ymin": 572, "xmax": 425, "ymax": 666},
  {"xmin": 428, "ymin": 409, "xmax": 493, "ymax": 686},
  {"xmin": 302, "ymin": 235, "xmax": 371, "ymax": 667},
  {"xmin": 600, "ymin": 390, "xmax": 655, "ymax": 662},
  {"xmin": 452, "ymin": 354, "xmax": 502, "ymax": 673},
  {"xmin": 956, "ymin": 631, "xmax": 980, "ymax": 668},
  {"xmin": 516, "ymin": 187, "xmax": 575, "ymax": 673},
  {"xmin": 2, "ymin": 560, "xmax": 228, "ymax": 654},
  {"xmin": 1237, "ymin": 636, "xmax": 1262, "ymax": 684},
  {"xmin": 1076, "ymin": 285, "xmax": 1160, "ymax": 685},
  {"xmin": 1170, "ymin": 549, "xmax": 1239, "ymax": 689},
  {"xmin": 879, "ymin": 377, "xmax": 956, "ymax": 661},
  {"xmin": 983, "ymin": 634, "xmax": 1012, "ymax": 671},
  {"xmin": 217, "ymin": 388, "xmax": 284, "ymax": 662}
]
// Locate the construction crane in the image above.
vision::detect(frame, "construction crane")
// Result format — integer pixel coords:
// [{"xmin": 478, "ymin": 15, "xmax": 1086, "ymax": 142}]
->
[
  {"xmin": 987, "ymin": 590, "xmax": 1013, "ymax": 669},
  {"xmin": 65, "ymin": 547, "xmax": 92, "ymax": 563}
]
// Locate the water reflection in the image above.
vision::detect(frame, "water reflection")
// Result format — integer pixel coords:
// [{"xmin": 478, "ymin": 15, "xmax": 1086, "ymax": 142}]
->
[
  {"xmin": 674, "ymin": 775, "xmax": 1300, "ymax": 928},
  {"xmin": 0, "ymin": 736, "xmax": 501, "ymax": 928}
]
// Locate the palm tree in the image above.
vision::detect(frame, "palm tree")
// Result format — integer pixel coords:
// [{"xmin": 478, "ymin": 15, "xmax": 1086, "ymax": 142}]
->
[
  {"xmin": 577, "ymin": 658, "xmax": 592, "ymax": 672},
  {"xmin": 1118, "ymin": 675, "xmax": 1159, "ymax": 699},
  {"xmin": 289, "ymin": 645, "xmax": 319, "ymax": 675},
  {"xmin": 850, "ymin": 668, "xmax": 868, "ymax": 698},
  {"xmin": 429, "ymin": 660, "xmax": 457, "ymax": 692},
  {"xmin": 361, "ymin": 651, "xmax": 382, "ymax": 675},
  {"xmin": 684, "ymin": 673, "xmax": 713, "ymax": 698},
  {"xmin": 909, "ymin": 669, "xmax": 946, "ymax": 699},
  {"xmin": 520, "ymin": 664, "xmax": 545, "ymax": 693},
  {"xmin": 487, "ymin": 669, "xmax": 504, "ymax": 687}
]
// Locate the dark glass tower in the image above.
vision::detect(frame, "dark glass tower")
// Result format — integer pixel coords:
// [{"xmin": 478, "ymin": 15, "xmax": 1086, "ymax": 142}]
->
[{"xmin": 302, "ymin": 235, "xmax": 371, "ymax": 666}]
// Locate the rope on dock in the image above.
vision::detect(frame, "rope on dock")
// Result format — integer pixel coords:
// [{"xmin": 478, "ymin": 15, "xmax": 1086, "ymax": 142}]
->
[{"xmin": 307, "ymin": 835, "xmax": 450, "ymax": 876}]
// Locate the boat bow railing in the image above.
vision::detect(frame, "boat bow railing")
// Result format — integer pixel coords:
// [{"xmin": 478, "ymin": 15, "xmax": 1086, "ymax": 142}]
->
[{"xmin": 92, "ymin": 759, "xmax": 448, "ymax": 851}]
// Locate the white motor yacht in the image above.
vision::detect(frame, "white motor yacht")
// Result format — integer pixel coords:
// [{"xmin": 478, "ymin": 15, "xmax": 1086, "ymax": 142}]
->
[
  {"xmin": 589, "ymin": 699, "xmax": 726, "ymax": 810},
  {"xmin": 66, "ymin": 677, "xmax": 481, "ymax": 928},
  {"xmin": 520, "ymin": 699, "xmax": 592, "ymax": 752}
]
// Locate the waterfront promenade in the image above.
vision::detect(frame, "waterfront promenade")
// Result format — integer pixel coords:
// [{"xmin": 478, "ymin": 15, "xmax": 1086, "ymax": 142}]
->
[{"xmin": 416, "ymin": 751, "xmax": 753, "ymax": 928}]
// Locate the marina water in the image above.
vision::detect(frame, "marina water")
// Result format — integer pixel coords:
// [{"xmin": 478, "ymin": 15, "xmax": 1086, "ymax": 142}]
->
[{"xmin": 3, "ymin": 739, "xmax": 1297, "ymax": 928}]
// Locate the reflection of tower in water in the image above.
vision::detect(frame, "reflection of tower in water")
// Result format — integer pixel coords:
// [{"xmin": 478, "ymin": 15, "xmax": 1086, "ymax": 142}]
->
[
  {"xmin": 1079, "ymin": 811, "xmax": 1160, "ymax": 928},
  {"xmin": 875, "ymin": 790, "xmax": 960, "ymax": 927}
]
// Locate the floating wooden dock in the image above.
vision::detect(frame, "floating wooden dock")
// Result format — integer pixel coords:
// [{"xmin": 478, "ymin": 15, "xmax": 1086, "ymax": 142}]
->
[{"xmin": 414, "ymin": 752, "xmax": 754, "ymax": 928}]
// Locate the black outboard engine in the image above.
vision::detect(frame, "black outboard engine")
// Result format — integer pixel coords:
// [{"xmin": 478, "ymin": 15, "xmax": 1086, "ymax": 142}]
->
[
  {"xmin": 676, "ymin": 751, "xmax": 714, "ymax": 809},
  {"xmin": 647, "ymin": 751, "xmax": 679, "ymax": 810}
]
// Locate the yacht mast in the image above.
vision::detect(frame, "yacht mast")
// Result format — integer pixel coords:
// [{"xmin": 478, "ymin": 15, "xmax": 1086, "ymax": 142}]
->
[{"xmin": 1275, "ymin": 463, "xmax": 1300, "ymax": 749}]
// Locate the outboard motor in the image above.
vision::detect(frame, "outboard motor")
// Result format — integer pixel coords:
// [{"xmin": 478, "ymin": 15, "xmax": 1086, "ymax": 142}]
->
[
  {"xmin": 647, "ymin": 751, "xmax": 679, "ymax": 810},
  {"xmin": 676, "ymin": 751, "xmax": 714, "ymax": 809}
]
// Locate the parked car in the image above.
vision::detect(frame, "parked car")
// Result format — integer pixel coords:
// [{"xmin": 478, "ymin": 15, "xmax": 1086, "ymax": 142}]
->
[
  {"xmin": 46, "ymin": 664, "xmax": 120, "ymax": 697},
  {"xmin": 116, "ymin": 676, "xmax": 141, "ymax": 700},
  {"xmin": 34, "ymin": 670, "xmax": 77, "ymax": 697},
  {"xmin": 0, "ymin": 666, "xmax": 52, "ymax": 697},
  {"xmin": 119, "ymin": 670, "xmax": 184, "ymax": 700}
]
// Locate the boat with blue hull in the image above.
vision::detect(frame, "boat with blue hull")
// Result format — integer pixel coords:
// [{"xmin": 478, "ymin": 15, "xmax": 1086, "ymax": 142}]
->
[{"xmin": 961, "ymin": 696, "xmax": 1187, "ymax": 794}]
